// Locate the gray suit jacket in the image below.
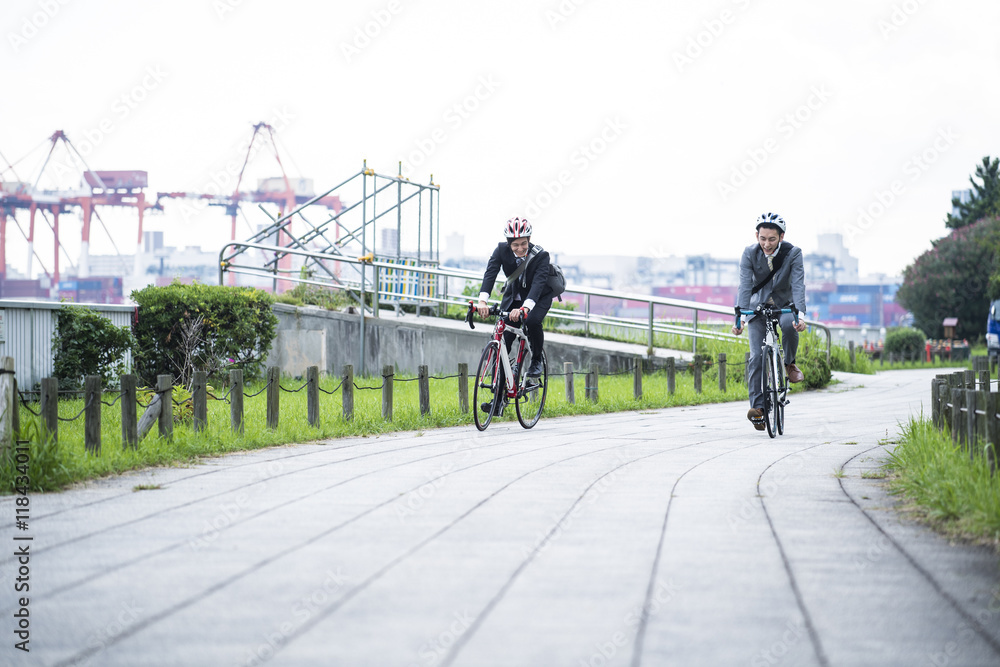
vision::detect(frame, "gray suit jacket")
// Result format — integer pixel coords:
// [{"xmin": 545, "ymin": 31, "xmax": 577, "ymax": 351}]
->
[{"xmin": 736, "ymin": 241, "xmax": 806, "ymax": 315}]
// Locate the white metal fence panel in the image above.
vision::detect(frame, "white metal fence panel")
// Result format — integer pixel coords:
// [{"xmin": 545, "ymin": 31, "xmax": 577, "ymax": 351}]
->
[{"xmin": 0, "ymin": 300, "xmax": 134, "ymax": 388}]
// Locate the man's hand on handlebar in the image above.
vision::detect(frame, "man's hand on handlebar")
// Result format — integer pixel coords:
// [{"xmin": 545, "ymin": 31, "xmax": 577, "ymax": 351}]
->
[
  {"xmin": 509, "ymin": 307, "xmax": 528, "ymax": 322},
  {"xmin": 477, "ymin": 300, "xmax": 490, "ymax": 319}
]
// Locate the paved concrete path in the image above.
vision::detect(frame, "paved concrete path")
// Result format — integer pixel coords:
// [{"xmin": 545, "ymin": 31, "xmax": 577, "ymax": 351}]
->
[{"xmin": 2, "ymin": 368, "xmax": 998, "ymax": 667}]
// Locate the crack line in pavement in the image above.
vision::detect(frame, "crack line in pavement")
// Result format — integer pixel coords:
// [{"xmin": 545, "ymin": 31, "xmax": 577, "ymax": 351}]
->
[
  {"xmin": 53, "ymin": 435, "xmax": 681, "ymax": 667},
  {"xmin": 756, "ymin": 444, "xmax": 832, "ymax": 667},
  {"xmin": 629, "ymin": 440, "xmax": 767, "ymax": 667},
  {"xmin": 836, "ymin": 444, "xmax": 1000, "ymax": 657},
  {"xmin": 13, "ymin": 434, "xmax": 605, "ymax": 610}
]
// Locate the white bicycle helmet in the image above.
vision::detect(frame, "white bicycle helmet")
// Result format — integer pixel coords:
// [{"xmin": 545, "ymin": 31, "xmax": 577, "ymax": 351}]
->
[
  {"xmin": 755, "ymin": 212, "xmax": 786, "ymax": 234},
  {"xmin": 503, "ymin": 216, "xmax": 532, "ymax": 239}
]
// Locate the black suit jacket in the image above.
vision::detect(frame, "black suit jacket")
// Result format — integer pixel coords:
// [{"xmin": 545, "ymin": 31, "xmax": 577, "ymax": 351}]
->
[{"xmin": 480, "ymin": 242, "xmax": 552, "ymax": 309}]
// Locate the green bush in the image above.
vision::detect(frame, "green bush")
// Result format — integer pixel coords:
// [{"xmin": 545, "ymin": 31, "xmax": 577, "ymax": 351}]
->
[
  {"xmin": 798, "ymin": 341, "xmax": 832, "ymax": 388},
  {"xmin": 131, "ymin": 282, "xmax": 278, "ymax": 386},
  {"xmin": 885, "ymin": 326, "xmax": 927, "ymax": 356},
  {"xmin": 51, "ymin": 304, "xmax": 136, "ymax": 389}
]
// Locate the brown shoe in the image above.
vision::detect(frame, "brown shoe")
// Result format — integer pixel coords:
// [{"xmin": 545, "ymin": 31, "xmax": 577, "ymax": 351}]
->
[
  {"xmin": 785, "ymin": 363, "xmax": 804, "ymax": 384},
  {"xmin": 747, "ymin": 408, "xmax": 766, "ymax": 431}
]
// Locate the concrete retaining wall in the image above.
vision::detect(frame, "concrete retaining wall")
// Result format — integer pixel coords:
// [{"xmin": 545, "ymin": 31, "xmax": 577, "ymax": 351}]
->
[{"xmin": 265, "ymin": 304, "xmax": 677, "ymax": 378}]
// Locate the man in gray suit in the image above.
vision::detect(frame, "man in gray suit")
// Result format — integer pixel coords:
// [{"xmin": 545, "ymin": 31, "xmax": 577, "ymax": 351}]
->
[{"xmin": 732, "ymin": 212, "xmax": 807, "ymax": 431}]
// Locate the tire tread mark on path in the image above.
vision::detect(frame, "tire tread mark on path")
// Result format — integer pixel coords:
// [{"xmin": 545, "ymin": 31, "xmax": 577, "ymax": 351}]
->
[
  {"xmin": 52, "ymin": 436, "xmax": 675, "ymax": 667},
  {"xmin": 836, "ymin": 444, "xmax": 1000, "ymax": 657},
  {"xmin": 439, "ymin": 437, "xmax": 749, "ymax": 667}
]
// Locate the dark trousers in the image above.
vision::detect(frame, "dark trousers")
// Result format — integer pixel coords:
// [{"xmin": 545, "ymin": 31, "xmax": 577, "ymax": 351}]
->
[{"xmin": 503, "ymin": 296, "xmax": 553, "ymax": 369}]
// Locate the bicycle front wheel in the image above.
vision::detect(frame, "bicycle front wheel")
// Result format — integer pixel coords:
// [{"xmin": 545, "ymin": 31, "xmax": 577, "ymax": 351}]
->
[
  {"xmin": 473, "ymin": 342, "xmax": 502, "ymax": 431},
  {"xmin": 763, "ymin": 347, "xmax": 778, "ymax": 439},
  {"xmin": 515, "ymin": 350, "xmax": 547, "ymax": 429},
  {"xmin": 775, "ymin": 356, "xmax": 785, "ymax": 435}
]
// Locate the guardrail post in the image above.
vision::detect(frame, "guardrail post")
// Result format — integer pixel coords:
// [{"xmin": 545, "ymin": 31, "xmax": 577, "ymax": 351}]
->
[
  {"xmin": 230, "ymin": 369, "xmax": 244, "ymax": 434},
  {"xmin": 588, "ymin": 364, "xmax": 599, "ymax": 403},
  {"xmin": 157, "ymin": 374, "xmax": 174, "ymax": 440},
  {"xmin": 382, "ymin": 364, "xmax": 394, "ymax": 421},
  {"xmin": 633, "ymin": 357, "xmax": 642, "ymax": 400},
  {"xmin": 584, "ymin": 294, "xmax": 591, "ymax": 338},
  {"xmin": 121, "ymin": 374, "xmax": 138, "ymax": 449},
  {"xmin": 648, "ymin": 302, "xmax": 654, "ymax": 352},
  {"xmin": 719, "ymin": 353, "xmax": 727, "ymax": 393},
  {"xmin": 565, "ymin": 362, "xmax": 575, "ymax": 404},
  {"xmin": 692, "ymin": 311, "xmax": 698, "ymax": 355},
  {"xmin": 418, "ymin": 365, "xmax": 430, "ymax": 416},
  {"xmin": 342, "ymin": 365, "xmax": 354, "ymax": 420},
  {"xmin": 192, "ymin": 371, "xmax": 207, "ymax": 432},
  {"xmin": 693, "ymin": 355, "xmax": 702, "ymax": 394},
  {"xmin": 0, "ymin": 357, "xmax": 13, "ymax": 454},
  {"xmin": 307, "ymin": 366, "xmax": 319, "ymax": 427},
  {"xmin": 40, "ymin": 377, "xmax": 58, "ymax": 444},
  {"xmin": 458, "ymin": 363, "xmax": 469, "ymax": 413},
  {"xmin": 666, "ymin": 357, "xmax": 676, "ymax": 396},
  {"xmin": 266, "ymin": 366, "xmax": 280, "ymax": 430},
  {"xmin": 84, "ymin": 375, "xmax": 101, "ymax": 455}
]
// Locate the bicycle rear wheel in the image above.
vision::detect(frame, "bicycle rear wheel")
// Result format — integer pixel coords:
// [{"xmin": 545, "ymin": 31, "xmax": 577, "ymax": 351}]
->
[
  {"xmin": 763, "ymin": 347, "xmax": 777, "ymax": 439},
  {"xmin": 473, "ymin": 342, "xmax": 502, "ymax": 431},
  {"xmin": 515, "ymin": 350, "xmax": 547, "ymax": 429}
]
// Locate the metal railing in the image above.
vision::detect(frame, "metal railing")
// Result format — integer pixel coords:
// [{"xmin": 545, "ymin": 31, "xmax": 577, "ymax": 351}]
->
[{"xmin": 219, "ymin": 241, "xmax": 832, "ymax": 372}]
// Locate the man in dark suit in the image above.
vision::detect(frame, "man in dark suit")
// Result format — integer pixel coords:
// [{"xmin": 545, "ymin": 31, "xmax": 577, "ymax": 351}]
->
[
  {"xmin": 733, "ymin": 212, "xmax": 807, "ymax": 431},
  {"xmin": 476, "ymin": 217, "xmax": 554, "ymax": 409}
]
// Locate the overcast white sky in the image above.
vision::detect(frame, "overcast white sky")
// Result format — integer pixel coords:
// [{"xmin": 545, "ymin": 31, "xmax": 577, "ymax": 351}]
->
[{"xmin": 3, "ymin": 0, "xmax": 999, "ymax": 281}]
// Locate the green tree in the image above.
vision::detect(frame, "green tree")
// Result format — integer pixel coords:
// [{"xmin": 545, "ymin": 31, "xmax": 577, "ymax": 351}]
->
[
  {"xmin": 52, "ymin": 304, "xmax": 136, "ymax": 389},
  {"xmin": 896, "ymin": 217, "xmax": 999, "ymax": 340},
  {"xmin": 946, "ymin": 156, "xmax": 1000, "ymax": 229}
]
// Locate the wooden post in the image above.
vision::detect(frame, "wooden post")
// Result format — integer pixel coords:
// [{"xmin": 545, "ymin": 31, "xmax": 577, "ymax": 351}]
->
[
  {"xmin": 986, "ymin": 390, "xmax": 998, "ymax": 473},
  {"xmin": 966, "ymin": 389, "xmax": 978, "ymax": 455},
  {"xmin": 40, "ymin": 377, "xmax": 58, "ymax": 444},
  {"xmin": 418, "ymin": 365, "xmax": 430, "ymax": 416},
  {"xmin": 382, "ymin": 364, "xmax": 394, "ymax": 421},
  {"xmin": 0, "ymin": 357, "xmax": 14, "ymax": 455},
  {"xmin": 266, "ymin": 366, "xmax": 280, "ymax": 430},
  {"xmin": 564, "ymin": 362, "xmax": 575, "ymax": 404},
  {"xmin": 84, "ymin": 375, "xmax": 101, "ymax": 454},
  {"xmin": 718, "ymin": 353, "xmax": 727, "ymax": 393},
  {"xmin": 931, "ymin": 379, "xmax": 941, "ymax": 428},
  {"xmin": 693, "ymin": 355, "xmax": 702, "ymax": 394},
  {"xmin": 342, "ymin": 365, "xmax": 354, "ymax": 421},
  {"xmin": 979, "ymin": 370, "xmax": 990, "ymax": 392},
  {"xmin": 951, "ymin": 388, "xmax": 963, "ymax": 448},
  {"xmin": 157, "ymin": 374, "xmax": 173, "ymax": 440},
  {"xmin": 849, "ymin": 340, "xmax": 856, "ymax": 367},
  {"xmin": 458, "ymin": 363, "xmax": 469, "ymax": 413},
  {"xmin": 192, "ymin": 371, "xmax": 207, "ymax": 433},
  {"xmin": 588, "ymin": 363, "xmax": 599, "ymax": 402},
  {"xmin": 976, "ymin": 389, "xmax": 989, "ymax": 453},
  {"xmin": 964, "ymin": 370, "xmax": 975, "ymax": 390},
  {"xmin": 666, "ymin": 357, "xmax": 676, "ymax": 395},
  {"xmin": 121, "ymin": 374, "xmax": 138, "ymax": 449},
  {"xmin": 230, "ymin": 369, "xmax": 244, "ymax": 434},
  {"xmin": 306, "ymin": 366, "xmax": 319, "ymax": 427},
  {"xmin": 11, "ymin": 377, "xmax": 18, "ymax": 440},
  {"xmin": 633, "ymin": 357, "xmax": 642, "ymax": 400}
]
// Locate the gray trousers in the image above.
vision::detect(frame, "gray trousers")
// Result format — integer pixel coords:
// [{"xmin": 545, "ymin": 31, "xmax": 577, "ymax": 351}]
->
[{"xmin": 748, "ymin": 312, "xmax": 799, "ymax": 410}]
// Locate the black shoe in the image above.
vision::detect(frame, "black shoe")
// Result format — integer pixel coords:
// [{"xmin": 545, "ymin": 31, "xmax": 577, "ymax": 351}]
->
[
  {"xmin": 480, "ymin": 401, "xmax": 503, "ymax": 417},
  {"xmin": 526, "ymin": 358, "xmax": 544, "ymax": 378}
]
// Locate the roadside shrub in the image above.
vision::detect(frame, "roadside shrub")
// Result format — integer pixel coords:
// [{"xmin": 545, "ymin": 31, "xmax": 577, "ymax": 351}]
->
[
  {"xmin": 51, "ymin": 304, "xmax": 136, "ymax": 389},
  {"xmin": 131, "ymin": 281, "xmax": 278, "ymax": 386},
  {"xmin": 884, "ymin": 326, "xmax": 927, "ymax": 356},
  {"xmin": 798, "ymin": 343, "xmax": 832, "ymax": 388}
]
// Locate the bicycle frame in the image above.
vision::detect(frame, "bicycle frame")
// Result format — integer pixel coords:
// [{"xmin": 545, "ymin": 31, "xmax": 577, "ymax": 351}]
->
[{"xmin": 489, "ymin": 317, "xmax": 533, "ymax": 399}]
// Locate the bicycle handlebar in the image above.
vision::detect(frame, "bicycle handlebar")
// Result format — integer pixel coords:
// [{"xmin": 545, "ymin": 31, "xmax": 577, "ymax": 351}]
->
[
  {"xmin": 734, "ymin": 305, "xmax": 799, "ymax": 328},
  {"xmin": 466, "ymin": 302, "xmax": 522, "ymax": 329}
]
